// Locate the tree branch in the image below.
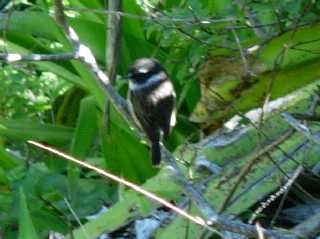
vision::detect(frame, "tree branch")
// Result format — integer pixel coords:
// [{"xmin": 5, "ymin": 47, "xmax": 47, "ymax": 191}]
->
[
  {"xmin": 292, "ymin": 211, "xmax": 320, "ymax": 238},
  {"xmin": 106, "ymin": 0, "xmax": 122, "ymax": 83},
  {"xmin": 282, "ymin": 112, "xmax": 320, "ymax": 145},
  {"xmin": 103, "ymin": 0, "xmax": 123, "ymax": 127},
  {"xmin": 0, "ymin": 52, "xmax": 75, "ymax": 62}
]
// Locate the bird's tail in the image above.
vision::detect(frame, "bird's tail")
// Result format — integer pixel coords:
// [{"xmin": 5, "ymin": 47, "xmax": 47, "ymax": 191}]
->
[{"xmin": 151, "ymin": 141, "xmax": 161, "ymax": 166}]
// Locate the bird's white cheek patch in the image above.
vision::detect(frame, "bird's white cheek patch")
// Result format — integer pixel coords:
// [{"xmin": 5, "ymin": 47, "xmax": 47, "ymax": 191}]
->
[{"xmin": 151, "ymin": 80, "xmax": 173, "ymax": 101}]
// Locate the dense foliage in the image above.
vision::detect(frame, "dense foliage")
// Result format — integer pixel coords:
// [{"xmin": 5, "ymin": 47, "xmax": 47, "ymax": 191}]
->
[{"xmin": 0, "ymin": 0, "xmax": 320, "ymax": 238}]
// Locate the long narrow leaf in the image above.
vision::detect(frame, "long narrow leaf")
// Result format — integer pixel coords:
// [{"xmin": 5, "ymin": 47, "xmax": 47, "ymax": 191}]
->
[{"xmin": 18, "ymin": 188, "xmax": 39, "ymax": 239}]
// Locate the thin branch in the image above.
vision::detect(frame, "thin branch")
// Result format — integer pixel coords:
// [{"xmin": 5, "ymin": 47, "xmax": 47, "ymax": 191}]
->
[
  {"xmin": 55, "ymin": 1, "xmax": 133, "ymax": 126},
  {"xmin": 201, "ymin": 83, "xmax": 302, "ymax": 167},
  {"xmin": 65, "ymin": 6, "xmax": 237, "ymax": 24},
  {"xmin": 290, "ymin": 47, "xmax": 320, "ymax": 55},
  {"xmin": 292, "ymin": 90, "xmax": 320, "ymax": 121},
  {"xmin": 149, "ymin": 174, "xmax": 223, "ymax": 237},
  {"xmin": 64, "ymin": 198, "xmax": 90, "ymax": 239},
  {"xmin": 231, "ymin": 29, "xmax": 250, "ymax": 76},
  {"xmin": 161, "ymin": 148, "xmax": 218, "ymax": 222},
  {"xmin": 256, "ymin": 222, "xmax": 266, "ymax": 239},
  {"xmin": 106, "ymin": 0, "xmax": 122, "ymax": 83},
  {"xmin": 27, "ymin": 140, "xmax": 213, "ymax": 231},
  {"xmin": 270, "ymin": 180, "xmax": 292, "ymax": 225},
  {"xmin": 268, "ymin": 0, "xmax": 285, "ymax": 33},
  {"xmin": 234, "ymin": 0, "xmax": 267, "ymax": 38},
  {"xmin": 249, "ymin": 166, "xmax": 303, "ymax": 224},
  {"xmin": 53, "ymin": 0, "xmax": 68, "ymax": 30},
  {"xmin": 103, "ymin": 0, "xmax": 122, "ymax": 128},
  {"xmin": 281, "ymin": 112, "xmax": 320, "ymax": 145},
  {"xmin": 227, "ymin": 139, "xmax": 311, "ymax": 209},
  {"xmin": 291, "ymin": 212, "xmax": 320, "ymax": 238},
  {"xmin": 28, "ymin": 140, "xmax": 297, "ymax": 239},
  {"xmin": 263, "ymin": 153, "xmax": 317, "ymax": 202},
  {"xmin": 258, "ymin": 45, "xmax": 286, "ymax": 130},
  {"xmin": 152, "ymin": 17, "xmax": 237, "ymax": 51},
  {"xmin": 291, "ymin": 114, "xmax": 320, "ymax": 122},
  {"xmin": 220, "ymin": 93, "xmax": 320, "ymax": 209},
  {"xmin": 218, "ymin": 129, "xmax": 293, "ymax": 213},
  {"xmin": 64, "ymin": 6, "xmax": 320, "ymax": 33},
  {"xmin": 0, "ymin": 52, "xmax": 75, "ymax": 62}
]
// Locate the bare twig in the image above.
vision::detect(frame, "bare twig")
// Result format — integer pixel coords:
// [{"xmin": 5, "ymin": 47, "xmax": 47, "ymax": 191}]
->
[
  {"xmin": 268, "ymin": 0, "xmax": 285, "ymax": 33},
  {"xmin": 53, "ymin": 0, "xmax": 68, "ymax": 30},
  {"xmin": 106, "ymin": 0, "xmax": 122, "ymax": 83},
  {"xmin": 270, "ymin": 180, "xmax": 292, "ymax": 225},
  {"xmin": 258, "ymin": 46, "xmax": 286, "ymax": 129},
  {"xmin": 0, "ymin": 52, "xmax": 75, "ymax": 62},
  {"xmin": 281, "ymin": 112, "xmax": 320, "ymax": 145},
  {"xmin": 292, "ymin": 91, "xmax": 320, "ymax": 121},
  {"xmin": 249, "ymin": 166, "xmax": 303, "ymax": 224},
  {"xmin": 64, "ymin": 6, "xmax": 320, "ymax": 33},
  {"xmin": 227, "ymin": 139, "xmax": 312, "ymax": 209},
  {"xmin": 161, "ymin": 148, "xmax": 218, "ymax": 222},
  {"xmin": 256, "ymin": 222, "xmax": 266, "ymax": 239},
  {"xmin": 256, "ymin": 1, "xmax": 315, "ymax": 132},
  {"xmin": 291, "ymin": 212, "xmax": 320, "ymax": 238},
  {"xmin": 28, "ymin": 140, "xmax": 297, "ymax": 239},
  {"xmin": 53, "ymin": 0, "xmax": 132, "ymax": 126},
  {"xmin": 64, "ymin": 198, "xmax": 90, "ymax": 239},
  {"xmin": 27, "ymin": 140, "xmax": 213, "ymax": 231},
  {"xmin": 231, "ymin": 29, "xmax": 250, "ymax": 76},
  {"xmin": 65, "ymin": 6, "xmax": 236, "ymax": 24},
  {"xmin": 104, "ymin": 0, "xmax": 122, "ymax": 128},
  {"xmin": 234, "ymin": 0, "xmax": 267, "ymax": 38},
  {"xmin": 306, "ymin": 93, "xmax": 320, "ymax": 116},
  {"xmin": 203, "ymin": 86, "xmax": 302, "ymax": 167},
  {"xmin": 218, "ymin": 129, "xmax": 293, "ymax": 213},
  {"xmin": 291, "ymin": 114, "xmax": 320, "ymax": 122}
]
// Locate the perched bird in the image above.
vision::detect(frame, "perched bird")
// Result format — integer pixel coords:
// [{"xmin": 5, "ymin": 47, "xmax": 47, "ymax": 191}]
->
[{"xmin": 126, "ymin": 58, "xmax": 176, "ymax": 165}]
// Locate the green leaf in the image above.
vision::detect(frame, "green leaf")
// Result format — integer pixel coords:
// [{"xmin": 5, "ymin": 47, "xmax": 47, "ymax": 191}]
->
[
  {"xmin": 70, "ymin": 96, "xmax": 99, "ymax": 158},
  {"xmin": 0, "ymin": 167, "xmax": 9, "ymax": 185},
  {"xmin": 0, "ymin": 118, "xmax": 73, "ymax": 145},
  {"xmin": 101, "ymin": 106, "xmax": 157, "ymax": 184},
  {"xmin": 68, "ymin": 96, "xmax": 99, "ymax": 194},
  {"xmin": 0, "ymin": 146, "xmax": 21, "ymax": 169},
  {"xmin": 18, "ymin": 188, "xmax": 39, "ymax": 239},
  {"xmin": 120, "ymin": 0, "xmax": 167, "ymax": 73},
  {"xmin": 259, "ymin": 24, "xmax": 320, "ymax": 69},
  {"xmin": 207, "ymin": 0, "xmax": 233, "ymax": 13},
  {"xmin": 0, "ymin": 11, "xmax": 67, "ymax": 45},
  {"xmin": 69, "ymin": 0, "xmax": 104, "ymax": 23},
  {"xmin": 5, "ymin": 34, "xmax": 84, "ymax": 88},
  {"xmin": 69, "ymin": 17, "xmax": 106, "ymax": 63},
  {"xmin": 68, "ymin": 61, "xmax": 106, "ymax": 107},
  {"xmin": 67, "ymin": 168, "xmax": 180, "ymax": 239}
]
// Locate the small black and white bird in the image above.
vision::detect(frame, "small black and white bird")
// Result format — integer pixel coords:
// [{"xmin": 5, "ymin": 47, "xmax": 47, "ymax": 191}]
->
[{"xmin": 127, "ymin": 58, "xmax": 176, "ymax": 166}]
